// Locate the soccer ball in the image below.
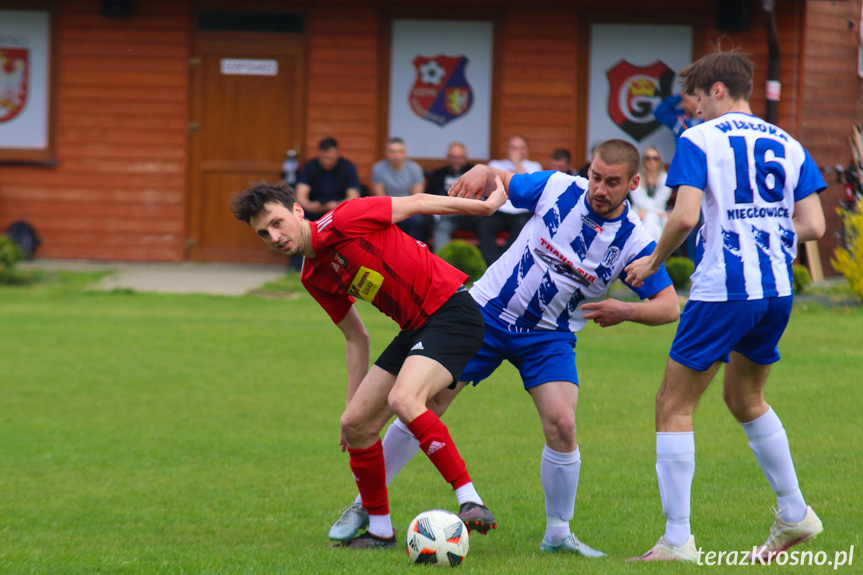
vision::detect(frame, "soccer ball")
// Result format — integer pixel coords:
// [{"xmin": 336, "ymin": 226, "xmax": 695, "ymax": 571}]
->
[{"xmin": 405, "ymin": 509, "xmax": 470, "ymax": 567}]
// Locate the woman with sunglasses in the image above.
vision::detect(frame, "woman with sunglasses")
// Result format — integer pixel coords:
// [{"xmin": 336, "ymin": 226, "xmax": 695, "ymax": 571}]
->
[{"xmin": 629, "ymin": 146, "xmax": 673, "ymax": 241}]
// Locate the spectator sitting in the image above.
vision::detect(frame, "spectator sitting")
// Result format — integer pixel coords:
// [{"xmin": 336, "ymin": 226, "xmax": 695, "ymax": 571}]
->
[
  {"xmin": 371, "ymin": 137, "xmax": 426, "ymax": 241},
  {"xmin": 629, "ymin": 145, "xmax": 672, "ymax": 242},
  {"xmin": 425, "ymin": 142, "xmax": 477, "ymax": 251},
  {"xmin": 295, "ymin": 137, "xmax": 361, "ymax": 222},
  {"xmin": 549, "ymin": 148, "xmax": 577, "ymax": 176},
  {"xmin": 480, "ymin": 134, "xmax": 543, "ymax": 264}
]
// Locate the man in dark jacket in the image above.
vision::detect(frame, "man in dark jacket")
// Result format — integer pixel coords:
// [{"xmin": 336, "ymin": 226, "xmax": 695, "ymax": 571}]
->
[
  {"xmin": 425, "ymin": 142, "xmax": 476, "ymax": 251},
  {"xmin": 295, "ymin": 137, "xmax": 361, "ymax": 221}
]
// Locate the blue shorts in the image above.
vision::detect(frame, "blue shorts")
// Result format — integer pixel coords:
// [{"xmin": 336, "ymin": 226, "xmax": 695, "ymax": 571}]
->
[
  {"xmin": 460, "ymin": 307, "xmax": 578, "ymax": 389},
  {"xmin": 670, "ymin": 296, "xmax": 793, "ymax": 372}
]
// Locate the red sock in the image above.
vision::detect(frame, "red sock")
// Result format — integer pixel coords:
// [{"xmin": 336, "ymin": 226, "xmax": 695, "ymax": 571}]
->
[
  {"xmin": 348, "ymin": 440, "xmax": 389, "ymax": 516},
  {"xmin": 407, "ymin": 410, "xmax": 471, "ymax": 489}
]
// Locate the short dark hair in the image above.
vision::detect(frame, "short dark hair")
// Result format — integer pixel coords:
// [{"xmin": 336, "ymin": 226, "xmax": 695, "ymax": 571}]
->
[
  {"xmin": 551, "ymin": 148, "xmax": 572, "ymax": 162},
  {"xmin": 319, "ymin": 137, "xmax": 339, "ymax": 152},
  {"xmin": 387, "ymin": 137, "xmax": 405, "ymax": 146},
  {"xmin": 592, "ymin": 139, "xmax": 640, "ymax": 180},
  {"xmin": 231, "ymin": 180, "xmax": 296, "ymax": 224},
  {"xmin": 679, "ymin": 49, "xmax": 754, "ymax": 101}
]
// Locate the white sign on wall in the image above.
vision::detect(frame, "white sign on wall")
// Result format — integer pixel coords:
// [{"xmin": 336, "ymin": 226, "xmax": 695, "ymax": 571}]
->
[
  {"xmin": 587, "ymin": 24, "xmax": 693, "ymax": 164},
  {"xmin": 0, "ymin": 10, "xmax": 51, "ymax": 152},
  {"xmin": 220, "ymin": 59, "xmax": 278, "ymax": 76},
  {"xmin": 389, "ymin": 19, "xmax": 493, "ymax": 159}
]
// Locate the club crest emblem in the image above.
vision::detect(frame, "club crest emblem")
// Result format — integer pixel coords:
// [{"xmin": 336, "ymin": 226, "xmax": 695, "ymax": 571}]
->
[
  {"xmin": 0, "ymin": 48, "xmax": 29, "ymax": 123},
  {"xmin": 409, "ymin": 55, "xmax": 473, "ymax": 127},
  {"xmin": 606, "ymin": 60, "xmax": 675, "ymax": 141},
  {"xmin": 601, "ymin": 246, "xmax": 620, "ymax": 267}
]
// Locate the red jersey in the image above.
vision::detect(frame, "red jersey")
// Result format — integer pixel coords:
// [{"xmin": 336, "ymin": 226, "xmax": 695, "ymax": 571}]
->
[{"xmin": 302, "ymin": 196, "xmax": 468, "ymax": 331}]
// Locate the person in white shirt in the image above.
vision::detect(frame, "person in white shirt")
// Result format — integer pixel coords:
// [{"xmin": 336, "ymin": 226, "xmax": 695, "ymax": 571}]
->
[
  {"xmin": 626, "ymin": 49, "xmax": 827, "ymax": 563},
  {"xmin": 478, "ymin": 134, "xmax": 543, "ymax": 264}
]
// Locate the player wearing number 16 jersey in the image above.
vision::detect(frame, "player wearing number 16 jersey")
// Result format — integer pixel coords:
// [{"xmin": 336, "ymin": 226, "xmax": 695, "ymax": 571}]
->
[
  {"xmin": 668, "ymin": 106, "xmax": 824, "ymax": 303},
  {"xmin": 625, "ymin": 50, "xmax": 827, "ymax": 562}
]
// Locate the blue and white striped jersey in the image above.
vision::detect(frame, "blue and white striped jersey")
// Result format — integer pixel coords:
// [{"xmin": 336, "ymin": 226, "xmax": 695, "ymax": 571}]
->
[
  {"xmin": 470, "ymin": 171, "xmax": 672, "ymax": 333},
  {"xmin": 667, "ymin": 112, "xmax": 826, "ymax": 302}
]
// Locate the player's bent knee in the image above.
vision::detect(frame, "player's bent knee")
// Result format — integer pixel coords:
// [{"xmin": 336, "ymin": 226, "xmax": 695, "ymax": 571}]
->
[
  {"xmin": 387, "ymin": 387, "xmax": 424, "ymax": 423},
  {"xmin": 339, "ymin": 411, "xmax": 356, "ymax": 438},
  {"xmin": 542, "ymin": 413, "xmax": 577, "ymax": 449},
  {"xmin": 340, "ymin": 411, "xmax": 374, "ymax": 445},
  {"xmin": 655, "ymin": 384, "xmax": 691, "ymax": 414},
  {"xmin": 722, "ymin": 391, "xmax": 766, "ymax": 422}
]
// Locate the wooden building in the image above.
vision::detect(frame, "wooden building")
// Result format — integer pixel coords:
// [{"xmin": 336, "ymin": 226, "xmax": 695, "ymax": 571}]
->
[{"xmin": 0, "ymin": 0, "xmax": 861, "ymax": 270}]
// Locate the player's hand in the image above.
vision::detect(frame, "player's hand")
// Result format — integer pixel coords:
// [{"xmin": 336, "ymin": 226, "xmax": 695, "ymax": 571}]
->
[
  {"xmin": 339, "ymin": 432, "xmax": 347, "ymax": 452},
  {"xmin": 481, "ymin": 176, "xmax": 508, "ymax": 214},
  {"xmin": 581, "ymin": 298, "xmax": 629, "ymax": 327},
  {"xmin": 624, "ymin": 255, "xmax": 658, "ymax": 288},
  {"xmin": 449, "ymin": 165, "xmax": 490, "ymax": 199}
]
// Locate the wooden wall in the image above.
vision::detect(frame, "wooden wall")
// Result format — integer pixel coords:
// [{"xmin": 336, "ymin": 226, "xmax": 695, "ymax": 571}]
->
[
  {"xmin": 800, "ymin": 0, "xmax": 863, "ymax": 273},
  {"xmin": 310, "ymin": 1, "xmax": 810, "ymax": 182},
  {"xmin": 493, "ymin": 9, "xmax": 579, "ymax": 164},
  {"xmin": 304, "ymin": 4, "xmax": 380, "ymax": 175},
  {"xmin": 692, "ymin": 1, "xmax": 805, "ymax": 139},
  {"xmin": 0, "ymin": 0, "xmax": 191, "ymax": 261},
  {"xmin": 0, "ymin": 0, "xmax": 858, "ymax": 267}
]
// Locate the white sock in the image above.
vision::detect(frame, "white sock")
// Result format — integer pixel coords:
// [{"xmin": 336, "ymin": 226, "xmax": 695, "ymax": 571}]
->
[
  {"xmin": 541, "ymin": 444, "xmax": 581, "ymax": 545},
  {"xmin": 354, "ymin": 419, "xmax": 420, "ymax": 506},
  {"xmin": 368, "ymin": 514, "xmax": 394, "ymax": 538},
  {"xmin": 455, "ymin": 482, "xmax": 483, "ymax": 506},
  {"xmin": 656, "ymin": 432, "xmax": 695, "ymax": 548},
  {"xmin": 741, "ymin": 407, "xmax": 807, "ymax": 523}
]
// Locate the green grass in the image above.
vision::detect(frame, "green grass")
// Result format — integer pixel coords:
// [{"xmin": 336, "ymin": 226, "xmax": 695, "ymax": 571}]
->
[{"xmin": 1, "ymin": 273, "xmax": 860, "ymax": 574}]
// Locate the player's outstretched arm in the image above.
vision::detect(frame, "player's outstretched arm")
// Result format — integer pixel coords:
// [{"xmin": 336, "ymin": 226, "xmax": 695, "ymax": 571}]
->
[
  {"xmin": 793, "ymin": 192, "xmax": 826, "ymax": 243},
  {"xmin": 625, "ymin": 185, "xmax": 703, "ymax": 287},
  {"xmin": 336, "ymin": 306, "xmax": 370, "ymax": 451},
  {"xmin": 390, "ymin": 176, "xmax": 507, "ymax": 223},
  {"xmin": 448, "ymin": 165, "xmax": 512, "ymax": 200},
  {"xmin": 581, "ymin": 285, "xmax": 679, "ymax": 328}
]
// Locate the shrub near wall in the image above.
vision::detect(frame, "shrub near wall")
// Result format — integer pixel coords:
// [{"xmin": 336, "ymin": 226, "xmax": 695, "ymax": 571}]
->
[
  {"xmin": 0, "ymin": 236, "xmax": 29, "ymax": 285},
  {"xmin": 436, "ymin": 240, "xmax": 486, "ymax": 285},
  {"xmin": 832, "ymin": 207, "xmax": 863, "ymax": 300},
  {"xmin": 664, "ymin": 256, "xmax": 695, "ymax": 290},
  {"xmin": 792, "ymin": 264, "xmax": 812, "ymax": 294}
]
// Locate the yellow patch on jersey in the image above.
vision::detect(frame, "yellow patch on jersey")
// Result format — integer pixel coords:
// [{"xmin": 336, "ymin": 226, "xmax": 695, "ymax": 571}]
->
[{"xmin": 348, "ymin": 266, "xmax": 384, "ymax": 302}]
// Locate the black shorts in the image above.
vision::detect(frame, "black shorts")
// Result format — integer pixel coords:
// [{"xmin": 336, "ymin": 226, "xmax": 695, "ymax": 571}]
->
[{"xmin": 374, "ymin": 289, "xmax": 484, "ymax": 386}]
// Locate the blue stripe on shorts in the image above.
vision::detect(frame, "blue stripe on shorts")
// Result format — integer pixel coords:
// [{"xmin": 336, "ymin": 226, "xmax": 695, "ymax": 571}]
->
[{"xmin": 670, "ymin": 296, "xmax": 793, "ymax": 372}]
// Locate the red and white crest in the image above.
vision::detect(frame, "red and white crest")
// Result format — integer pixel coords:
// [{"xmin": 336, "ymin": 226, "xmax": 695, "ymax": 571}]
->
[
  {"xmin": 0, "ymin": 48, "xmax": 29, "ymax": 123},
  {"xmin": 408, "ymin": 55, "xmax": 474, "ymax": 127},
  {"xmin": 606, "ymin": 60, "xmax": 675, "ymax": 141}
]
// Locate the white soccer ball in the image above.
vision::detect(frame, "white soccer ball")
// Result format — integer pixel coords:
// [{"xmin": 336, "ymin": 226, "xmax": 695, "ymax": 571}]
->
[{"xmin": 405, "ymin": 509, "xmax": 470, "ymax": 567}]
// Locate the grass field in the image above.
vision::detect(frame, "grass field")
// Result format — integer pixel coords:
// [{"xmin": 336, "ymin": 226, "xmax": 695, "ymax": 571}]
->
[{"xmin": 1, "ymin": 271, "xmax": 860, "ymax": 574}]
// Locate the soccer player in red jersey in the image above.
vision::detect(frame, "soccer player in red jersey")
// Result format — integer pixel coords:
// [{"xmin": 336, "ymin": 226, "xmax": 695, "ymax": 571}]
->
[{"xmin": 231, "ymin": 178, "xmax": 506, "ymax": 548}]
